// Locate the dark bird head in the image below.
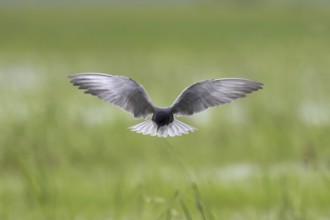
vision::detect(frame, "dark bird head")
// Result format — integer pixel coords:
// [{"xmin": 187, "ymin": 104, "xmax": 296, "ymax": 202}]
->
[{"xmin": 152, "ymin": 108, "xmax": 174, "ymax": 131}]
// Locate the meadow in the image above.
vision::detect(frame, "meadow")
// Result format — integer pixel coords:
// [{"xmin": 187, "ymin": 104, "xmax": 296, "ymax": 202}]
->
[{"xmin": 0, "ymin": 5, "xmax": 330, "ymax": 220}]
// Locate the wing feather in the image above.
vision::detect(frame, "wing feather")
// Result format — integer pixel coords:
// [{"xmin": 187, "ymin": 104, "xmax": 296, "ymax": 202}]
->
[
  {"xmin": 171, "ymin": 78, "xmax": 263, "ymax": 116},
  {"xmin": 69, "ymin": 73, "xmax": 154, "ymax": 118}
]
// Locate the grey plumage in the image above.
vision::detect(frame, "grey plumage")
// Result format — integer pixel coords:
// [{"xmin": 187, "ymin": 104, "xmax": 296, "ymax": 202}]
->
[
  {"xmin": 69, "ymin": 73, "xmax": 263, "ymax": 137},
  {"xmin": 70, "ymin": 73, "xmax": 154, "ymax": 118},
  {"xmin": 172, "ymin": 78, "xmax": 263, "ymax": 116}
]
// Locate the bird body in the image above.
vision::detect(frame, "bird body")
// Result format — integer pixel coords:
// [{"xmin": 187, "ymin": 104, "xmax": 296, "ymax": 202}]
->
[
  {"xmin": 69, "ymin": 73, "xmax": 263, "ymax": 137},
  {"xmin": 152, "ymin": 107, "xmax": 174, "ymax": 129}
]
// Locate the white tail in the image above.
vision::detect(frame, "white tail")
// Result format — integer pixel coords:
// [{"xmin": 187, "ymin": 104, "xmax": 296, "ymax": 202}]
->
[{"xmin": 129, "ymin": 119, "xmax": 196, "ymax": 137}]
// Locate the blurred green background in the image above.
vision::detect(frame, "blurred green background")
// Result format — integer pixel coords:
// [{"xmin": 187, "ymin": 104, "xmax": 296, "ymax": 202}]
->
[{"xmin": 1, "ymin": 1, "xmax": 330, "ymax": 219}]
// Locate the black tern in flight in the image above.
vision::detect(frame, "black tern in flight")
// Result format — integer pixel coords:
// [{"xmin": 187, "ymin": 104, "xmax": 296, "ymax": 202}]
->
[{"xmin": 69, "ymin": 73, "xmax": 263, "ymax": 137}]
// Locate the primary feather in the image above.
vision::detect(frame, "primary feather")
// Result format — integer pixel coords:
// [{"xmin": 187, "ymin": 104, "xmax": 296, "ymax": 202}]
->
[
  {"xmin": 171, "ymin": 78, "xmax": 263, "ymax": 116},
  {"xmin": 69, "ymin": 73, "xmax": 154, "ymax": 118}
]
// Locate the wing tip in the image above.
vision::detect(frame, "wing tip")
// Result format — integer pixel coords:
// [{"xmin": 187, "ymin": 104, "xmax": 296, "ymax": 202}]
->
[{"xmin": 256, "ymin": 81, "xmax": 264, "ymax": 88}]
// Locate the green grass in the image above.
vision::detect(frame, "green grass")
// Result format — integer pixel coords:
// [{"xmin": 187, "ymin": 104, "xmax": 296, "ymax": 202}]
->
[{"xmin": 1, "ymin": 5, "xmax": 330, "ymax": 220}]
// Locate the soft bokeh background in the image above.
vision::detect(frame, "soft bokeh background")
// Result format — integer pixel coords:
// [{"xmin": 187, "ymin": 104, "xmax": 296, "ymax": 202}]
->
[{"xmin": 1, "ymin": 1, "xmax": 330, "ymax": 219}]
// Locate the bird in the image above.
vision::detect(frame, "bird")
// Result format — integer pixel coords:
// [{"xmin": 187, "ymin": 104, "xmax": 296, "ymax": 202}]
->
[{"xmin": 69, "ymin": 73, "xmax": 263, "ymax": 137}]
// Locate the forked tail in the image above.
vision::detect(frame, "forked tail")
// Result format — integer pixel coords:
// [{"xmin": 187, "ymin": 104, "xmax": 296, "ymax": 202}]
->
[{"xmin": 129, "ymin": 119, "xmax": 196, "ymax": 137}]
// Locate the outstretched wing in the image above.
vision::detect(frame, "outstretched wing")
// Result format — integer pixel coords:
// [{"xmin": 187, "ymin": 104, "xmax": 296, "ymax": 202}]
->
[
  {"xmin": 171, "ymin": 78, "xmax": 263, "ymax": 116},
  {"xmin": 69, "ymin": 73, "xmax": 154, "ymax": 118}
]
